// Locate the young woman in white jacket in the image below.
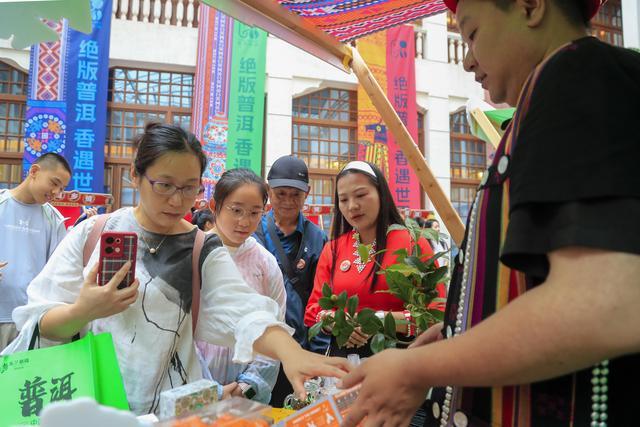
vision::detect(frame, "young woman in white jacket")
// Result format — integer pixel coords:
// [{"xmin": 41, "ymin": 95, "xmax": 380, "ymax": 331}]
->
[{"xmin": 197, "ymin": 168, "xmax": 286, "ymax": 404}]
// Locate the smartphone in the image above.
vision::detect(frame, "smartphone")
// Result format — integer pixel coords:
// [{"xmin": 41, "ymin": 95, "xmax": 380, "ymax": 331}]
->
[{"xmin": 98, "ymin": 231, "xmax": 137, "ymax": 289}]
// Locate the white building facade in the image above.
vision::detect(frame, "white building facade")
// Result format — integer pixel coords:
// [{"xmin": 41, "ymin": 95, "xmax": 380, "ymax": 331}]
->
[{"xmin": 0, "ymin": 0, "xmax": 637, "ymax": 224}]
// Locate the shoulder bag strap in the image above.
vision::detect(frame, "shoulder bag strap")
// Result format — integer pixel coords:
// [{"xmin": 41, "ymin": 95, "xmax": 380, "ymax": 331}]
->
[
  {"xmin": 191, "ymin": 229, "xmax": 205, "ymax": 335},
  {"xmin": 266, "ymin": 215, "xmax": 296, "ymax": 281},
  {"xmin": 83, "ymin": 214, "xmax": 111, "ymax": 267}
]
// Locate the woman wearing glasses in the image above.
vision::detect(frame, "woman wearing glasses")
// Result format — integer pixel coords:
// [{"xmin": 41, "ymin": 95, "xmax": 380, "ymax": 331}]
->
[
  {"xmin": 8, "ymin": 123, "xmax": 348, "ymax": 415},
  {"xmin": 196, "ymin": 168, "xmax": 286, "ymax": 403}
]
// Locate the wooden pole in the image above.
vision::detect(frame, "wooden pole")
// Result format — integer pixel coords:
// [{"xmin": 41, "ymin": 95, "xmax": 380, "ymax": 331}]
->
[
  {"xmin": 469, "ymin": 108, "xmax": 501, "ymax": 148},
  {"xmin": 349, "ymin": 46, "xmax": 465, "ymax": 246}
]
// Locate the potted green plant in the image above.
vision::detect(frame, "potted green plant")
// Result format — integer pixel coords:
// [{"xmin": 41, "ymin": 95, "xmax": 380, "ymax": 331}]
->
[{"xmin": 309, "ymin": 218, "xmax": 449, "ymax": 353}]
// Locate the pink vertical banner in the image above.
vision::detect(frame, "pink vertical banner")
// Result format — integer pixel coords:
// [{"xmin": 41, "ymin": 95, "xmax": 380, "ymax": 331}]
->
[{"xmin": 386, "ymin": 25, "xmax": 420, "ymax": 209}]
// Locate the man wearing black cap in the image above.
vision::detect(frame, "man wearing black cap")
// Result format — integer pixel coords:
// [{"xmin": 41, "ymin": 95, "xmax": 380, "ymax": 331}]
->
[{"xmin": 254, "ymin": 155, "xmax": 330, "ymax": 406}]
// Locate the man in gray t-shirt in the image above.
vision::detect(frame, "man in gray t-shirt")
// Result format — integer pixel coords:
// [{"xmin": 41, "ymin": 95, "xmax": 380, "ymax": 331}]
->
[{"xmin": 0, "ymin": 153, "xmax": 71, "ymax": 350}]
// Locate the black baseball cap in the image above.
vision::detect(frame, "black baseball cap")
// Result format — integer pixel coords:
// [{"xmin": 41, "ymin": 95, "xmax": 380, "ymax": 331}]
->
[{"xmin": 267, "ymin": 155, "xmax": 310, "ymax": 192}]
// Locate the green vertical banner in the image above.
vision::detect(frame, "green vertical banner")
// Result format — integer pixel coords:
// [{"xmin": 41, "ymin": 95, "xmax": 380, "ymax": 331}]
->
[{"xmin": 227, "ymin": 23, "xmax": 267, "ymax": 174}]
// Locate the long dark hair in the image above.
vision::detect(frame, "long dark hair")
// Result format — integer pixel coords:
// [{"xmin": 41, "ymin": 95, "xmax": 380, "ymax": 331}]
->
[
  {"xmin": 213, "ymin": 168, "xmax": 268, "ymax": 215},
  {"xmin": 133, "ymin": 122, "xmax": 207, "ymax": 177},
  {"xmin": 329, "ymin": 162, "xmax": 404, "ymax": 290}
]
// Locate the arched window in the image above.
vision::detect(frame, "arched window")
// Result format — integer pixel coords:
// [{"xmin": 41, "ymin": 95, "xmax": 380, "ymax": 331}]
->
[
  {"xmin": 450, "ymin": 110, "xmax": 486, "ymax": 222},
  {"xmin": 0, "ymin": 61, "xmax": 28, "ymax": 189},
  {"xmin": 105, "ymin": 67, "xmax": 194, "ymax": 208},
  {"xmin": 292, "ymin": 88, "xmax": 358, "ymax": 229}
]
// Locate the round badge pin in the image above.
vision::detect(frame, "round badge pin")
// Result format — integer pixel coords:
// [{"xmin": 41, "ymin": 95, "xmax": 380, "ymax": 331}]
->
[
  {"xmin": 340, "ymin": 260, "xmax": 351, "ymax": 272},
  {"xmin": 296, "ymin": 259, "xmax": 306, "ymax": 270}
]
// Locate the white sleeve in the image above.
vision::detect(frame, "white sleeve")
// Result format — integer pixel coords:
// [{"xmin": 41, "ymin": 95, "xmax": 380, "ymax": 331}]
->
[
  {"xmin": 12, "ymin": 218, "xmax": 93, "ymax": 332},
  {"xmin": 265, "ymin": 253, "xmax": 287, "ymax": 322},
  {"xmin": 196, "ymin": 246, "xmax": 294, "ymax": 364}
]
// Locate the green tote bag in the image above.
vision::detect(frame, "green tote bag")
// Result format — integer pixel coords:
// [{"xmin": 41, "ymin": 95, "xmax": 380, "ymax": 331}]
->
[{"xmin": 0, "ymin": 329, "xmax": 129, "ymax": 426}]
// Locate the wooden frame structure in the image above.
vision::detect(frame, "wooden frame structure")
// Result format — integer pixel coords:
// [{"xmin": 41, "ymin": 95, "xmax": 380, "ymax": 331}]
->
[{"xmin": 204, "ymin": 0, "xmax": 466, "ymax": 245}]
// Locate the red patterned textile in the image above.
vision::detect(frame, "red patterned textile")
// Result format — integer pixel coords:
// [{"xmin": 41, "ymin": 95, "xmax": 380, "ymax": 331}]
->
[{"xmin": 277, "ymin": 0, "xmax": 447, "ymax": 42}]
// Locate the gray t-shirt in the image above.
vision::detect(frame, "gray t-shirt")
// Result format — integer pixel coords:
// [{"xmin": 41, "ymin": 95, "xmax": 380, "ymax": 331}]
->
[{"xmin": 0, "ymin": 190, "xmax": 66, "ymax": 322}]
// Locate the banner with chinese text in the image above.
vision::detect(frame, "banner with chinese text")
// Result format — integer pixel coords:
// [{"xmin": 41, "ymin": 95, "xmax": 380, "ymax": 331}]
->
[
  {"xmin": 22, "ymin": 0, "xmax": 111, "ymax": 194},
  {"xmin": 192, "ymin": 7, "xmax": 266, "ymax": 198},
  {"xmin": 356, "ymin": 28, "xmax": 419, "ymax": 209},
  {"xmin": 386, "ymin": 26, "xmax": 420, "ymax": 209},
  {"xmin": 226, "ymin": 22, "xmax": 267, "ymax": 175}
]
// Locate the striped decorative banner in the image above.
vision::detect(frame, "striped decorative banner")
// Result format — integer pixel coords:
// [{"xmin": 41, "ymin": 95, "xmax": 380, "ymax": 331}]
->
[
  {"xmin": 192, "ymin": 6, "xmax": 267, "ymax": 198},
  {"xmin": 277, "ymin": 0, "xmax": 447, "ymax": 43},
  {"xmin": 356, "ymin": 27, "xmax": 419, "ymax": 208},
  {"xmin": 23, "ymin": 0, "xmax": 112, "ymax": 193},
  {"xmin": 192, "ymin": 7, "xmax": 234, "ymax": 199}
]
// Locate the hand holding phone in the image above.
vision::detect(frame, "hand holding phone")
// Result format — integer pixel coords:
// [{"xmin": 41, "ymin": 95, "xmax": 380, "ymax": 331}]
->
[{"xmin": 98, "ymin": 232, "xmax": 137, "ymax": 289}]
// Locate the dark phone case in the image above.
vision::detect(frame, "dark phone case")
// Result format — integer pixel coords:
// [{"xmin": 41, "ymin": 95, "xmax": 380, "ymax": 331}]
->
[{"xmin": 98, "ymin": 232, "xmax": 137, "ymax": 289}]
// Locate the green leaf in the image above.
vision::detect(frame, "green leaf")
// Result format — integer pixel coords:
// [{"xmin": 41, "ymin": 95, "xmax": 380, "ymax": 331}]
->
[
  {"xmin": 321, "ymin": 283, "xmax": 332, "ymax": 298},
  {"xmin": 308, "ymin": 321, "xmax": 323, "ymax": 341},
  {"xmin": 425, "ymin": 266, "xmax": 449, "ymax": 286},
  {"xmin": 356, "ymin": 308, "xmax": 376, "ymax": 323},
  {"xmin": 321, "ymin": 313, "xmax": 335, "ymax": 328},
  {"xmin": 392, "ymin": 248, "xmax": 408, "ymax": 263},
  {"xmin": 416, "ymin": 316, "xmax": 429, "ymax": 333},
  {"xmin": 370, "ymin": 333, "xmax": 386, "ymax": 354},
  {"xmin": 360, "ymin": 318, "xmax": 383, "ymax": 335},
  {"xmin": 404, "ymin": 218, "xmax": 421, "ymax": 243},
  {"xmin": 384, "ymin": 313, "xmax": 397, "ymax": 337},
  {"xmin": 404, "ymin": 255, "xmax": 427, "ymax": 273},
  {"xmin": 384, "ymin": 271, "xmax": 413, "ymax": 302},
  {"xmin": 419, "ymin": 227, "xmax": 440, "ymax": 242},
  {"xmin": 386, "ymin": 224, "xmax": 406, "ymax": 234},
  {"xmin": 384, "ymin": 263, "xmax": 421, "ymax": 277},
  {"xmin": 319, "ymin": 297, "xmax": 334, "ymax": 310},
  {"xmin": 425, "ymin": 251, "xmax": 449, "ymax": 269},
  {"xmin": 336, "ymin": 291, "xmax": 348, "ymax": 310},
  {"xmin": 357, "ymin": 309, "xmax": 383, "ymax": 335},
  {"xmin": 357, "ymin": 244, "xmax": 371, "ymax": 265},
  {"xmin": 427, "ymin": 309, "xmax": 445, "ymax": 322},
  {"xmin": 336, "ymin": 323, "xmax": 354, "ymax": 348},
  {"xmin": 347, "ymin": 295, "xmax": 359, "ymax": 318},
  {"xmin": 384, "ymin": 339, "xmax": 398, "ymax": 349}
]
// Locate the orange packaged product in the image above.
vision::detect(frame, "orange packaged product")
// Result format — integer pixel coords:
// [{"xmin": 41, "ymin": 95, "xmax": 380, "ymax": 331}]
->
[
  {"xmin": 156, "ymin": 397, "xmax": 273, "ymax": 427},
  {"xmin": 171, "ymin": 415, "xmax": 212, "ymax": 427}
]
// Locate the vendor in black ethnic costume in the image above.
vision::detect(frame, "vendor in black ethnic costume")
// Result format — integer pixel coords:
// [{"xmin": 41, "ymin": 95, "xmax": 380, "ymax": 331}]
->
[{"xmin": 340, "ymin": 0, "xmax": 640, "ymax": 426}]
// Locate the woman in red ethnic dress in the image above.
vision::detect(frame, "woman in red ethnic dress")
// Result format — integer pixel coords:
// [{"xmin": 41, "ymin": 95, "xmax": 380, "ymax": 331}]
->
[{"xmin": 304, "ymin": 161, "xmax": 446, "ymax": 358}]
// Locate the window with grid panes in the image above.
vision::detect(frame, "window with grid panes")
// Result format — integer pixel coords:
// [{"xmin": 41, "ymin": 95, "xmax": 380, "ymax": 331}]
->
[
  {"xmin": 307, "ymin": 176, "xmax": 335, "ymax": 230},
  {"xmin": 0, "ymin": 162, "xmax": 23, "ymax": 189},
  {"xmin": 106, "ymin": 68, "xmax": 194, "ymax": 159},
  {"xmin": 450, "ymin": 184, "xmax": 477, "ymax": 223},
  {"xmin": 591, "ymin": 0, "xmax": 623, "ymax": 47},
  {"xmin": 292, "ymin": 89, "xmax": 358, "ymax": 229},
  {"xmin": 450, "ymin": 110, "xmax": 487, "ymax": 222},
  {"xmin": 450, "ymin": 110, "xmax": 486, "ymax": 182},
  {"xmin": 106, "ymin": 67, "xmax": 194, "ymax": 208},
  {"xmin": 292, "ymin": 89, "xmax": 357, "ymax": 172},
  {"xmin": 0, "ymin": 61, "xmax": 28, "ymax": 156}
]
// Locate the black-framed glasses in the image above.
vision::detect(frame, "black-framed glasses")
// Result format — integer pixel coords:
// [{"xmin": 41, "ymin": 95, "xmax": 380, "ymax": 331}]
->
[
  {"xmin": 224, "ymin": 205, "xmax": 264, "ymax": 221},
  {"xmin": 143, "ymin": 175, "xmax": 203, "ymax": 198}
]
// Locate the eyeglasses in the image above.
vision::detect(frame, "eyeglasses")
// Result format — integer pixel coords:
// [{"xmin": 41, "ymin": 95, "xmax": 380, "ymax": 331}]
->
[
  {"xmin": 224, "ymin": 205, "xmax": 264, "ymax": 221},
  {"xmin": 144, "ymin": 175, "xmax": 203, "ymax": 198}
]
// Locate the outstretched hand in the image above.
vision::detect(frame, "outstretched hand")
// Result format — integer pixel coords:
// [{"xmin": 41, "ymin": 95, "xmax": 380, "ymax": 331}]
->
[
  {"xmin": 282, "ymin": 349, "xmax": 352, "ymax": 400},
  {"xmin": 340, "ymin": 348, "xmax": 428, "ymax": 427},
  {"xmin": 409, "ymin": 322, "xmax": 444, "ymax": 349}
]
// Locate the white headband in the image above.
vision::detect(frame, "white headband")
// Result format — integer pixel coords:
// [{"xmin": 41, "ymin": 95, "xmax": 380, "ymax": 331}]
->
[{"xmin": 342, "ymin": 161, "xmax": 377, "ymax": 178}]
